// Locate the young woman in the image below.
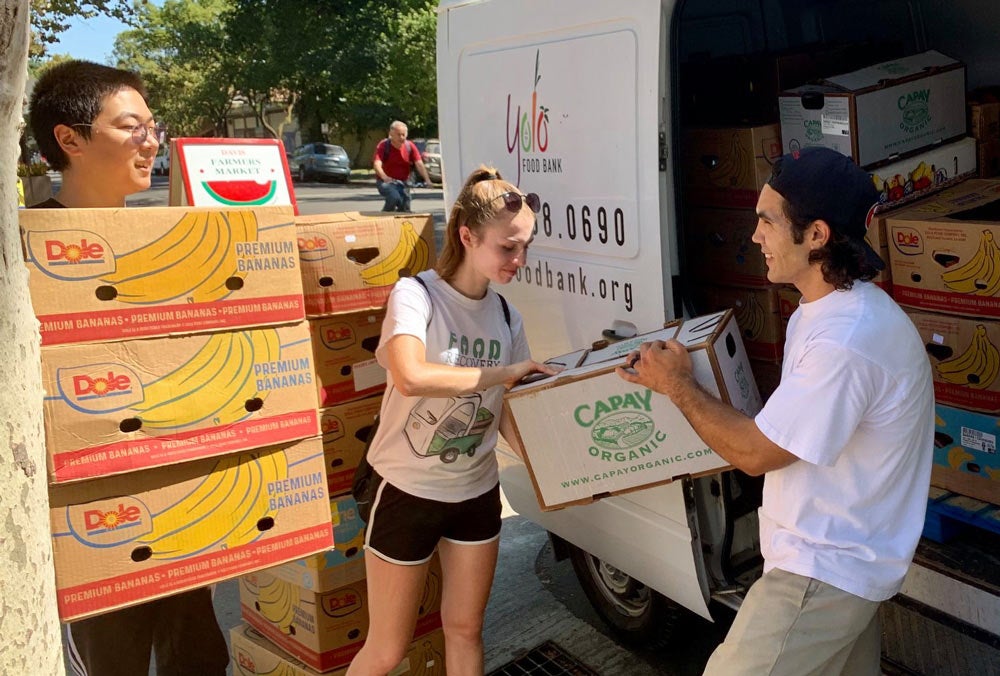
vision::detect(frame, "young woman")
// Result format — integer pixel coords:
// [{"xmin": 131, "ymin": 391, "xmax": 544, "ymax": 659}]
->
[{"xmin": 347, "ymin": 166, "xmax": 555, "ymax": 676}]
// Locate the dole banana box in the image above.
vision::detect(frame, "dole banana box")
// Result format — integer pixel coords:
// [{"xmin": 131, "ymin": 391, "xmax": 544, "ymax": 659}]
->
[
  {"xmin": 40, "ymin": 322, "xmax": 320, "ymax": 483},
  {"xmin": 297, "ymin": 212, "xmax": 435, "ymax": 318},
  {"xmin": 239, "ymin": 555, "xmax": 443, "ymax": 672},
  {"xmin": 320, "ymin": 396, "xmax": 382, "ymax": 496},
  {"xmin": 19, "ymin": 206, "xmax": 304, "ymax": 346},
  {"xmin": 684, "ymin": 207, "xmax": 769, "ymax": 287},
  {"xmin": 931, "ymin": 404, "xmax": 1000, "ymax": 505},
  {"xmin": 310, "ymin": 311, "xmax": 387, "ymax": 407},
  {"xmin": 885, "ymin": 179, "xmax": 1000, "ymax": 318},
  {"xmin": 230, "ymin": 623, "xmax": 445, "ymax": 676},
  {"xmin": 693, "ymin": 285, "xmax": 783, "ymax": 362},
  {"xmin": 49, "ymin": 436, "xmax": 332, "ymax": 622},
  {"xmin": 504, "ymin": 310, "xmax": 762, "ymax": 511},
  {"xmin": 778, "ymin": 50, "xmax": 966, "ymax": 167},
  {"xmin": 681, "ymin": 124, "xmax": 782, "ymax": 208},
  {"xmin": 905, "ymin": 309, "xmax": 1000, "ymax": 414},
  {"xmin": 267, "ymin": 495, "xmax": 367, "ymax": 592}
]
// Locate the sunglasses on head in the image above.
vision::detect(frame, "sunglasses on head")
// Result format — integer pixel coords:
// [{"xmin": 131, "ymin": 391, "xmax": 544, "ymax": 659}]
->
[{"xmin": 492, "ymin": 191, "xmax": 541, "ymax": 214}]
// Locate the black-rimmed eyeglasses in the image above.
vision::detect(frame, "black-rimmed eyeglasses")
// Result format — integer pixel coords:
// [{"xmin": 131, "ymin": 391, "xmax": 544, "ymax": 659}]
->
[
  {"xmin": 492, "ymin": 191, "xmax": 541, "ymax": 214},
  {"xmin": 72, "ymin": 123, "xmax": 159, "ymax": 145}
]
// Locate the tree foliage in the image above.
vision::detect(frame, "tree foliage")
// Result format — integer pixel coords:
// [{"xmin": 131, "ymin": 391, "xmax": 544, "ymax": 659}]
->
[{"xmin": 30, "ymin": 0, "xmax": 136, "ymax": 58}]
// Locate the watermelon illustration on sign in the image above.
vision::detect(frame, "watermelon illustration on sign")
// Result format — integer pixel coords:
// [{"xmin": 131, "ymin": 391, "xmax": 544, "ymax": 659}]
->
[{"xmin": 202, "ymin": 180, "xmax": 278, "ymax": 206}]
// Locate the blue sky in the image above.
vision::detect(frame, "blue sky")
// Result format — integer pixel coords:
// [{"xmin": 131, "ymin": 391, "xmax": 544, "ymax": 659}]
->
[{"xmin": 49, "ymin": 12, "xmax": 135, "ymax": 63}]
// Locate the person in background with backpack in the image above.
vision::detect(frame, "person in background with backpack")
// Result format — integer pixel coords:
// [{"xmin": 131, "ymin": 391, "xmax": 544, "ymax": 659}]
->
[
  {"xmin": 347, "ymin": 166, "xmax": 556, "ymax": 676},
  {"xmin": 373, "ymin": 120, "xmax": 431, "ymax": 212}
]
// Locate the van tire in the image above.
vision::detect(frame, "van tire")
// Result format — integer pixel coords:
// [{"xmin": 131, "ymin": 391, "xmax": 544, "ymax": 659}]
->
[{"xmin": 567, "ymin": 543, "xmax": 677, "ymax": 648}]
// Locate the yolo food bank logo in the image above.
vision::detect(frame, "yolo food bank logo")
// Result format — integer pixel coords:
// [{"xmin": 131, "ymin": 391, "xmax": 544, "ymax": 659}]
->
[
  {"xmin": 574, "ymin": 390, "xmax": 666, "ymax": 462},
  {"xmin": 505, "ymin": 50, "xmax": 562, "ymax": 186},
  {"xmin": 899, "ymin": 88, "xmax": 931, "ymax": 134}
]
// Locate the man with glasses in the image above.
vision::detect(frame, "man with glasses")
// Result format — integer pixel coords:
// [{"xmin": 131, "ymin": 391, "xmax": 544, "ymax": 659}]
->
[
  {"xmin": 29, "ymin": 60, "xmax": 229, "ymax": 676},
  {"xmin": 373, "ymin": 120, "xmax": 431, "ymax": 212}
]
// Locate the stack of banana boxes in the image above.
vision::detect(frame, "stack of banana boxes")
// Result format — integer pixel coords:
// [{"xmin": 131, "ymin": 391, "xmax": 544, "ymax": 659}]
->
[
  {"xmin": 17, "ymin": 205, "xmax": 335, "ymax": 624},
  {"xmin": 232, "ymin": 211, "xmax": 446, "ymax": 675},
  {"xmin": 882, "ymin": 178, "xmax": 1000, "ymax": 507}
]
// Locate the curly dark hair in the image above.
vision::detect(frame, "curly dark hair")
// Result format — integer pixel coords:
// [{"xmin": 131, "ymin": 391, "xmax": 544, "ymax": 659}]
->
[
  {"xmin": 781, "ymin": 196, "xmax": 881, "ymax": 291},
  {"xmin": 29, "ymin": 60, "xmax": 148, "ymax": 171}
]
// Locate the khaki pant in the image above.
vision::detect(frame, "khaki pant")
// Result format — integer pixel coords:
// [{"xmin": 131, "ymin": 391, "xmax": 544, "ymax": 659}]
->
[{"xmin": 704, "ymin": 569, "xmax": 882, "ymax": 676}]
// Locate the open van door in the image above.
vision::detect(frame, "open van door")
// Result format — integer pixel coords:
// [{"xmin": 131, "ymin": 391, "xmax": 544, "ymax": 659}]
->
[{"xmin": 438, "ymin": 0, "xmax": 718, "ymax": 635}]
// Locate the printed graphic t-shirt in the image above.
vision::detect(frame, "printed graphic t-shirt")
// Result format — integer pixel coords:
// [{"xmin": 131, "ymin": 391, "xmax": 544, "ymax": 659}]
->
[{"xmin": 368, "ymin": 270, "xmax": 531, "ymax": 502}]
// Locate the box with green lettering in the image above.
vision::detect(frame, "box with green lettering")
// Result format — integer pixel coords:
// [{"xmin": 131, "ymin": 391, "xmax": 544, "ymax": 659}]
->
[{"xmin": 503, "ymin": 310, "xmax": 762, "ymax": 510}]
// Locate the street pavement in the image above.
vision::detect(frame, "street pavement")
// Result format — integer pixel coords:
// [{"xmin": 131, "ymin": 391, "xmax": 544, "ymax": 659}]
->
[{"xmin": 51, "ymin": 175, "xmax": 728, "ymax": 674}]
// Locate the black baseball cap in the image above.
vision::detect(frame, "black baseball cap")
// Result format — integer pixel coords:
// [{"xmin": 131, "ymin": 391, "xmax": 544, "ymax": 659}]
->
[{"xmin": 767, "ymin": 147, "xmax": 885, "ymax": 271}]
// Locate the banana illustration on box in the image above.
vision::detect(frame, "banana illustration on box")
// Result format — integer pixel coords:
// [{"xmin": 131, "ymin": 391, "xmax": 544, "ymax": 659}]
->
[
  {"xmin": 100, "ymin": 210, "xmax": 259, "ymax": 303},
  {"xmin": 940, "ymin": 230, "xmax": 1000, "ymax": 295},
  {"xmin": 705, "ymin": 134, "xmax": 751, "ymax": 188},
  {"xmin": 137, "ymin": 449, "xmax": 289, "ymax": 559},
  {"xmin": 253, "ymin": 573, "xmax": 300, "ymax": 635},
  {"xmin": 733, "ymin": 292, "xmax": 766, "ymax": 340},
  {"xmin": 359, "ymin": 220, "xmax": 430, "ymax": 286},
  {"xmin": 936, "ymin": 324, "xmax": 1000, "ymax": 389},
  {"xmin": 947, "ymin": 445, "xmax": 976, "ymax": 470},
  {"xmin": 130, "ymin": 328, "xmax": 279, "ymax": 429}
]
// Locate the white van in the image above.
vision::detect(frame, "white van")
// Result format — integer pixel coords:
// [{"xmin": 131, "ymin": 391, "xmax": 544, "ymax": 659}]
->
[{"xmin": 437, "ymin": 1, "xmax": 1000, "ymax": 672}]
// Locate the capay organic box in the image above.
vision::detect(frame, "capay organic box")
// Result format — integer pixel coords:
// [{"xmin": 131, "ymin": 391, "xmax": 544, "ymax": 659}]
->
[
  {"xmin": 778, "ymin": 50, "xmax": 967, "ymax": 168},
  {"xmin": 239, "ymin": 555, "xmax": 442, "ymax": 672},
  {"xmin": 905, "ymin": 308, "xmax": 1000, "ymax": 414},
  {"xmin": 504, "ymin": 310, "xmax": 762, "ymax": 511},
  {"xmin": 19, "ymin": 206, "xmax": 304, "ymax": 346},
  {"xmin": 230, "ymin": 623, "xmax": 445, "ymax": 676},
  {"xmin": 297, "ymin": 212, "xmax": 435, "ymax": 318},
  {"xmin": 310, "ymin": 312, "xmax": 387, "ymax": 407},
  {"xmin": 681, "ymin": 124, "xmax": 783, "ymax": 209},
  {"xmin": 885, "ymin": 178, "xmax": 1000, "ymax": 318},
  {"xmin": 49, "ymin": 436, "xmax": 332, "ymax": 622},
  {"xmin": 319, "ymin": 395, "xmax": 382, "ymax": 496},
  {"xmin": 932, "ymin": 403, "xmax": 1000, "ymax": 505},
  {"xmin": 40, "ymin": 322, "xmax": 320, "ymax": 484}
]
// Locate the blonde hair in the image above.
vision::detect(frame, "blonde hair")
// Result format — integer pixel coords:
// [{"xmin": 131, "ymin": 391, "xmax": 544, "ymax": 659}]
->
[{"xmin": 436, "ymin": 165, "xmax": 520, "ymax": 281}]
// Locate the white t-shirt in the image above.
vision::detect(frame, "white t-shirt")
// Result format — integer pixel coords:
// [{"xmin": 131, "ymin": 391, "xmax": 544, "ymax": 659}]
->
[
  {"xmin": 368, "ymin": 270, "xmax": 531, "ymax": 502},
  {"xmin": 754, "ymin": 282, "xmax": 934, "ymax": 601}
]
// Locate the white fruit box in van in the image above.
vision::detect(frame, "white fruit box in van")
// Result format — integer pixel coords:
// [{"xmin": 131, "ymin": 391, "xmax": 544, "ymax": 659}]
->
[
  {"xmin": 778, "ymin": 50, "xmax": 966, "ymax": 168},
  {"xmin": 504, "ymin": 310, "xmax": 762, "ymax": 511}
]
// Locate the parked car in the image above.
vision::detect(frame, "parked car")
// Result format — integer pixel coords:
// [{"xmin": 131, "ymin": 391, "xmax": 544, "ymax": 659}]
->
[
  {"xmin": 290, "ymin": 143, "xmax": 351, "ymax": 183},
  {"xmin": 407, "ymin": 138, "xmax": 443, "ymax": 184},
  {"xmin": 153, "ymin": 146, "xmax": 170, "ymax": 175}
]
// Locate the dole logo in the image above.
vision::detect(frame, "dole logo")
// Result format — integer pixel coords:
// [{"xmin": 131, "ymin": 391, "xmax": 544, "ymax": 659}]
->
[
  {"xmin": 322, "ymin": 588, "xmax": 364, "ymax": 618},
  {"xmin": 235, "ymin": 649, "xmax": 256, "ymax": 673},
  {"xmin": 320, "ymin": 413, "xmax": 345, "ymax": 441},
  {"xmin": 57, "ymin": 363, "xmax": 144, "ymax": 414},
  {"xmin": 67, "ymin": 496, "xmax": 152, "ymax": 546},
  {"xmin": 320, "ymin": 322, "xmax": 355, "ymax": 351},
  {"xmin": 297, "ymin": 230, "xmax": 334, "ymax": 262},
  {"xmin": 27, "ymin": 229, "xmax": 115, "ymax": 280},
  {"xmin": 893, "ymin": 227, "xmax": 924, "ymax": 255}
]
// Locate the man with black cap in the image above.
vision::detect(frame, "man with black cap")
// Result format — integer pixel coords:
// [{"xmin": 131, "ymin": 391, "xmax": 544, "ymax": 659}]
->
[{"xmin": 619, "ymin": 147, "xmax": 933, "ymax": 675}]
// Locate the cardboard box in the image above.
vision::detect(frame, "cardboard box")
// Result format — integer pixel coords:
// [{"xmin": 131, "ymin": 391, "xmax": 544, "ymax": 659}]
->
[
  {"xmin": 240, "ymin": 556, "xmax": 443, "ymax": 672},
  {"xmin": 779, "ymin": 51, "xmax": 967, "ymax": 167},
  {"xmin": 869, "ymin": 137, "xmax": 978, "ymax": 207},
  {"xmin": 267, "ymin": 495, "xmax": 367, "ymax": 592},
  {"xmin": 40, "ymin": 323, "xmax": 320, "ymax": 483},
  {"xmin": 885, "ymin": 179, "xmax": 1000, "ymax": 317},
  {"xmin": 297, "ymin": 212, "xmax": 435, "ymax": 318},
  {"xmin": 906, "ymin": 309, "xmax": 1000, "ymax": 413},
  {"xmin": 310, "ymin": 312, "xmax": 387, "ymax": 407},
  {"xmin": 503, "ymin": 310, "xmax": 762, "ymax": 510},
  {"xmin": 931, "ymin": 404, "xmax": 1000, "ymax": 504},
  {"xmin": 49, "ymin": 436, "xmax": 332, "ymax": 621},
  {"xmin": 968, "ymin": 92, "xmax": 1000, "ymax": 141},
  {"xmin": 749, "ymin": 359, "xmax": 783, "ymax": 402},
  {"xmin": 230, "ymin": 623, "xmax": 445, "ymax": 676},
  {"xmin": 685, "ymin": 207, "xmax": 769, "ymax": 286},
  {"xmin": 978, "ymin": 140, "xmax": 1000, "ymax": 178},
  {"xmin": 777, "ymin": 286, "xmax": 802, "ymax": 322},
  {"xmin": 19, "ymin": 206, "xmax": 304, "ymax": 346},
  {"xmin": 320, "ymin": 396, "xmax": 382, "ymax": 497},
  {"xmin": 694, "ymin": 285, "xmax": 783, "ymax": 362},
  {"xmin": 681, "ymin": 124, "xmax": 783, "ymax": 208}
]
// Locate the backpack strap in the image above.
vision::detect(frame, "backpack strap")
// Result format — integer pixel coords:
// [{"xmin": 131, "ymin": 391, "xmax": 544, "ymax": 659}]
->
[
  {"xmin": 409, "ymin": 272, "xmax": 511, "ymax": 331},
  {"xmin": 380, "ymin": 139, "xmax": 417, "ymax": 167},
  {"xmin": 379, "ymin": 138, "xmax": 391, "ymax": 162}
]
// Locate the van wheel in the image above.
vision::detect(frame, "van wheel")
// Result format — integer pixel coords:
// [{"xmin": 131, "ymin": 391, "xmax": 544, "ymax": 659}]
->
[
  {"xmin": 567, "ymin": 543, "xmax": 677, "ymax": 648},
  {"xmin": 440, "ymin": 448, "xmax": 459, "ymax": 463}
]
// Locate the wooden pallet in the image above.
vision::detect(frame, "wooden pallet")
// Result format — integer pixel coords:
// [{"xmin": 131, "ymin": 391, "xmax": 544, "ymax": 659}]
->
[{"xmin": 923, "ymin": 486, "xmax": 1000, "ymax": 544}]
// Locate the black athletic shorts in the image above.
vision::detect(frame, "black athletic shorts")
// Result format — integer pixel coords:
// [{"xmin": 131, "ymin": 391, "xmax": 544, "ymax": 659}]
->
[{"xmin": 364, "ymin": 480, "xmax": 502, "ymax": 564}]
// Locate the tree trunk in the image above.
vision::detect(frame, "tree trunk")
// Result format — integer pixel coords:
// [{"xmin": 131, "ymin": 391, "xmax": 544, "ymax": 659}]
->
[{"xmin": 0, "ymin": 2, "xmax": 65, "ymax": 673}]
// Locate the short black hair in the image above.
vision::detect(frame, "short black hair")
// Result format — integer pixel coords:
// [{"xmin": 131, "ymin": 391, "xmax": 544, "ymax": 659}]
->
[{"xmin": 29, "ymin": 60, "xmax": 148, "ymax": 171}]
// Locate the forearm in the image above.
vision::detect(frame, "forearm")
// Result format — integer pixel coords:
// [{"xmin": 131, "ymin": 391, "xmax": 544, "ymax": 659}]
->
[
  {"xmin": 373, "ymin": 160, "xmax": 389, "ymax": 182},
  {"xmin": 394, "ymin": 361, "xmax": 516, "ymax": 397}
]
